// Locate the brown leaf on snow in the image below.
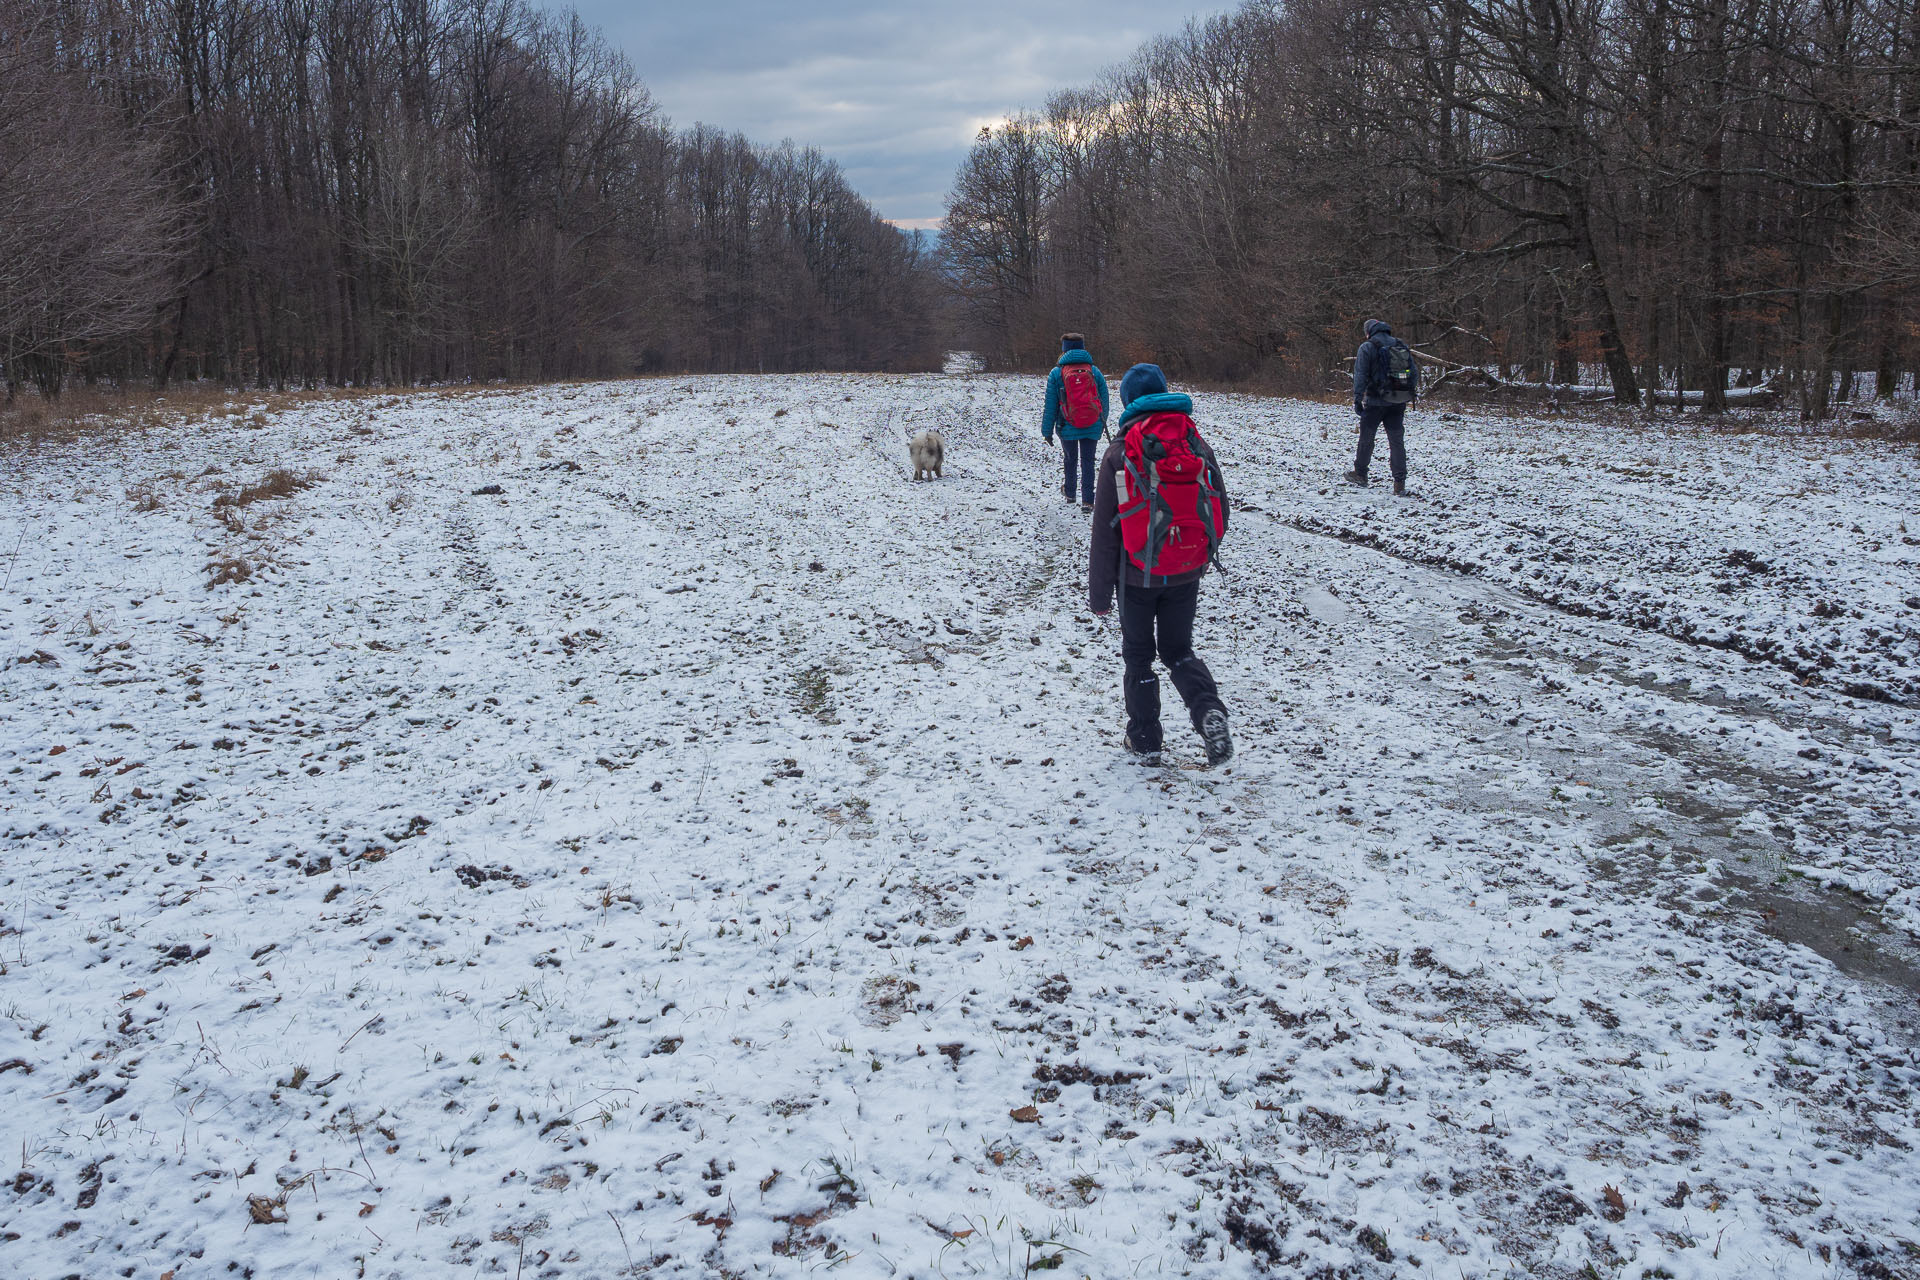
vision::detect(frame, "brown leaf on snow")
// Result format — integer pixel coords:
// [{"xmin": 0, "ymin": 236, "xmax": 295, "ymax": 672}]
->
[
  {"xmin": 950, "ymin": 1228, "xmax": 974, "ymax": 1239},
  {"xmin": 358, "ymin": 1202, "xmax": 376, "ymax": 1218},
  {"xmin": 1601, "ymin": 1184, "xmax": 1627, "ymax": 1222},
  {"xmin": 1009, "ymin": 1105, "xmax": 1041, "ymax": 1123},
  {"xmin": 691, "ymin": 1208, "xmax": 732, "ymax": 1239},
  {"xmin": 247, "ymin": 1194, "xmax": 286, "ymax": 1225},
  {"xmin": 1011, "ymin": 936, "xmax": 1034, "ymax": 951}
]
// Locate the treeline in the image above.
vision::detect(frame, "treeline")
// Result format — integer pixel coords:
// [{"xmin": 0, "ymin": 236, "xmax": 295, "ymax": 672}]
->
[
  {"xmin": 944, "ymin": 0, "xmax": 1920, "ymax": 415},
  {"xmin": 0, "ymin": 0, "xmax": 940, "ymax": 397}
]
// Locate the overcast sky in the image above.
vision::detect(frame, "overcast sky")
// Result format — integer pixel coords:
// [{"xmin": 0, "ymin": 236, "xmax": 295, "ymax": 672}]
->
[{"xmin": 569, "ymin": 1, "xmax": 1228, "ymax": 228}]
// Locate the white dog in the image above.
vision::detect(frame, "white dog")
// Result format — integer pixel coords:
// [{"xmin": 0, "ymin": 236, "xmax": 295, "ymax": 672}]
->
[{"xmin": 909, "ymin": 429, "xmax": 945, "ymax": 480}]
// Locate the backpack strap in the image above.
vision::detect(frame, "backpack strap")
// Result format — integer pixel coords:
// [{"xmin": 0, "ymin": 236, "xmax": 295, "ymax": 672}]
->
[
  {"xmin": 1113, "ymin": 442, "xmax": 1137, "ymax": 606},
  {"xmin": 1187, "ymin": 426, "xmax": 1226, "ymax": 574},
  {"xmin": 1121, "ymin": 448, "xmax": 1151, "ymax": 580}
]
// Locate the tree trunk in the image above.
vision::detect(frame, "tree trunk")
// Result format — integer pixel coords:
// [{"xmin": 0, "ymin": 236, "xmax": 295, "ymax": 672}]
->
[
  {"xmin": 1875, "ymin": 298, "xmax": 1899, "ymax": 397},
  {"xmin": 1552, "ymin": 283, "xmax": 1579, "ymax": 384},
  {"xmin": 1583, "ymin": 249, "xmax": 1639, "ymax": 402},
  {"xmin": 157, "ymin": 287, "xmax": 194, "ymax": 389},
  {"xmin": 1571, "ymin": 195, "xmax": 1638, "ymax": 403},
  {"xmin": 1638, "ymin": 288, "xmax": 1661, "ymax": 415},
  {"xmin": 1698, "ymin": 0, "xmax": 1730, "ymax": 413}
]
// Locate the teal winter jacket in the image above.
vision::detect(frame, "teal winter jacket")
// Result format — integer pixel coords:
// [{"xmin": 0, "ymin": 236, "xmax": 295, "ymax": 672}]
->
[{"xmin": 1040, "ymin": 349, "xmax": 1111, "ymax": 443}]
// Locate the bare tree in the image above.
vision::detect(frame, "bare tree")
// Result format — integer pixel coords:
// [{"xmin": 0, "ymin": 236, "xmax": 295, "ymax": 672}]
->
[
  {"xmin": 2, "ymin": 0, "xmax": 940, "ymax": 396},
  {"xmin": 0, "ymin": 5, "xmax": 191, "ymax": 397},
  {"xmin": 943, "ymin": 120, "xmax": 1048, "ymax": 366},
  {"xmin": 942, "ymin": 0, "xmax": 1920, "ymax": 406}
]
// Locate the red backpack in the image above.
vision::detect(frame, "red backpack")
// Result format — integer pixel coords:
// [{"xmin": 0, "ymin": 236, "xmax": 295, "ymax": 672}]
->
[
  {"xmin": 1116, "ymin": 413, "xmax": 1225, "ymax": 579},
  {"xmin": 1059, "ymin": 362, "xmax": 1103, "ymax": 429}
]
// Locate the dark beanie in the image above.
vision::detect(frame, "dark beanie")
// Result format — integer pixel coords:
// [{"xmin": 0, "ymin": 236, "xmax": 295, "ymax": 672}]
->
[
  {"xmin": 1061, "ymin": 332, "xmax": 1086, "ymax": 353},
  {"xmin": 1119, "ymin": 363, "xmax": 1168, "ymax": 406},
  {"xmin": 1365, "ymin": 318, "xmax": 1391, "ymax": 337}
]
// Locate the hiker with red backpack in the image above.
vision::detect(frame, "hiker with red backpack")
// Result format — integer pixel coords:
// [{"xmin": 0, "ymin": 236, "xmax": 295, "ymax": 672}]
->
[
  {"xmin": 1041, "ymin": 332, "xmax": 1110, "ymax": 511},
  {"xmin": 1346, "ymin": 318, "xmax": 1419, "ymax": 495},
  {"xmin": 1089, "ymin": 363, "xmax": 1233, "ymax": 766}
]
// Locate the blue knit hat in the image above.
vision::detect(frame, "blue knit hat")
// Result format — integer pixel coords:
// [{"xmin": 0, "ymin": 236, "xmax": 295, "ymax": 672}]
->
[
  {"xmin": 1119, "ymin": 363, "xmax": 1168, "ymax": 406},
  {"xmin": 1061, "ymin": 332, "xmax": 1086, "ymax": 353}
]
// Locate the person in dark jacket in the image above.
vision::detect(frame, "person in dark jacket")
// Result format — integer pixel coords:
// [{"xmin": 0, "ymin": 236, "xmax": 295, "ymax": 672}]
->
[
  {"xmin": 1040, "ymin": 332, "xmax": 1111, "ymax": 510},
  {"xmin": 1089, "ymin": 363, "xmax": 1233, "ymax": 766},
  {"xmin": 1347, "ymin": 318, "xmax": 1418, "ymax": 496}
]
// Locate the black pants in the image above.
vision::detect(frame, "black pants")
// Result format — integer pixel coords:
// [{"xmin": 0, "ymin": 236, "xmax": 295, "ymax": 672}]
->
[
  {"xmin": 1355, "ymin": 405, "xmax": 1407, "ymax": 482},
  {"xmin": 1060, "ymin": 436, "xmax": 1096, "ymax": 503},
  {"xmin": 1120, "ymin": 578, "xmax": 1224, "ymax": 752}
]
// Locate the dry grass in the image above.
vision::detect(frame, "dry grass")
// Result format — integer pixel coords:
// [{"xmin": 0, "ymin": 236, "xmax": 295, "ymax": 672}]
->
[
  {"xmin": 1887, "ymin": 403, "xmax": 1920, "ymax": 442},
  {"xmin": 204, "ymin": 556, "xmax": 253, "ymax": 589},
  {"xmin": 1416, "ymin": 386, "xmax": 1920, "ymax": 439},
  {"xmin": 1680, "ymin": 404, "xmax": 1920, "ymax": 440},
  {"xmin": 212, "ymin": 468, "xmax": 316, "ymax": 511},
  {"xmin": 1, "ymin": 384, "xmax": 261, "ymax": 447},
  {"xmin": 0, "ymin": 380, "xmax": 539, "ymax": 450}
]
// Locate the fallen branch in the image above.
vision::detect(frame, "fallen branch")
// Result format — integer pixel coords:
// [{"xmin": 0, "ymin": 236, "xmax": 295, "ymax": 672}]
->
[{"xmin": 1647, "ymin": 378, "xmax": 1783, "ymax": 407}]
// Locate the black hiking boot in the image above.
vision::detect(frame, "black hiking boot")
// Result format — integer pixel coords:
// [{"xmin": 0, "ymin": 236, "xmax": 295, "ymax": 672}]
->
[
  {"xmin": 1200, "ymin": 709, "xmax": 1234, "ymax": 766},
  {"xmin": 1393, "ymin": 479, "xmax": 1408, "ymax": 497},
  {"xmin": 1343, "ymin": 470, "xmax": 1368, "ymax": 487},
  {"xmin": 1079, "ymin": 501, "xmax": 1094, "ymax": 513},
  {"xmin": 1124, "ymin": 734, "xmax": 1162, "ymax": 766}
]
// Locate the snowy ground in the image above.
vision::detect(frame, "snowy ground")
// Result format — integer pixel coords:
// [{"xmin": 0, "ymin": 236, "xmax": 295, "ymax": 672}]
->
[{"xmin": 3, "ymin": 374, "xmax": 1918, "ymax": 1280}]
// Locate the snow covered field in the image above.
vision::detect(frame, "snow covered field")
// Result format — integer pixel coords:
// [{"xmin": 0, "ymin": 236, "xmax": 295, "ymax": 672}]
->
[{"xmin": 3, "ymin": 374, "xmax": 1917, "ymax": 1279}]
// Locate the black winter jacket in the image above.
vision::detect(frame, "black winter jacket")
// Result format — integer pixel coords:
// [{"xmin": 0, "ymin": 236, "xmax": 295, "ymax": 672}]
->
[{"xmin": 1353, "ymin": 328, "xmax": 1420, "ymax": 409}]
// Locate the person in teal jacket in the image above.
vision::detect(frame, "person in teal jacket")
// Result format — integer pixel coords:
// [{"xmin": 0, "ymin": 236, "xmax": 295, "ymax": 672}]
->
[{"xmin": 1040, "ymin": 332, "xmax": 1111, "ymax": 510}]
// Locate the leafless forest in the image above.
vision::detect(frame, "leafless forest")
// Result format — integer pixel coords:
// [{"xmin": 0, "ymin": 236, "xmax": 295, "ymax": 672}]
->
[
  {"xmin": 9, "ymin": 0, "xmax": 1917, "ymax": 411},
  {"xmin": 944, "ymin": 0, "xmax": 1920, "ymax": 415},
  {"xmin": 0, "ymin": 0, "xmax": 942, "ymax": 399}
]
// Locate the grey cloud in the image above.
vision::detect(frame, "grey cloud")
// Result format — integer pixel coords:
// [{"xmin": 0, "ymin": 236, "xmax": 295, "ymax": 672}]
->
[{"xmin": 568, "ymin": 1, "xmax": 1226, "ymax": 221}]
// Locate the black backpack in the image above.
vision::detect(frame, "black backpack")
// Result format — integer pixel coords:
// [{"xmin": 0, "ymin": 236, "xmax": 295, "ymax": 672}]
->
[{"xmin": 1369, "ymin": 339, "xmax": 1417, "ymax": 405}]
